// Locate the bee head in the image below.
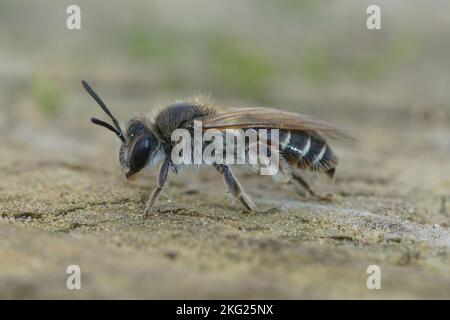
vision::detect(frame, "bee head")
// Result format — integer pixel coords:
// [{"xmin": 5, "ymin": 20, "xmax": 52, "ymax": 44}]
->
[
  {"xmin": 83, "ymin": 80, "xmax": 162, "ymax": 179},
  {"xmin": 119, "ymin": 119, "xmax": 160, "ymax": 178}
]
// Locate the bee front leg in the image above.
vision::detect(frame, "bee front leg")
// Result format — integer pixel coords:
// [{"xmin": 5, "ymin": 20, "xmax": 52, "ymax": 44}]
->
[
  {"xmin": 143, "ymin": 157, "xmax": 171, "ymax": 218},
  {"xmin": 214, "ymin": 164, "xmax": 255, "ymax": 211}
]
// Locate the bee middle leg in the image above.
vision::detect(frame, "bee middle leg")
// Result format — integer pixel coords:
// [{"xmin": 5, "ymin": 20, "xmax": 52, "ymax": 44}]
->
[
  {"xmin": 214, "ymin": 164, "xmax": 255, "ymax": 211},
  {"xmin": 143, "ymin": 157, "xmax": 171, "ymax": 218}
]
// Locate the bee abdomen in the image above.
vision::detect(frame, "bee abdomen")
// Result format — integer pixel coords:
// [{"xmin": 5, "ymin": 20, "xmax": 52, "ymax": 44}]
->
[{"xmin": 280, "ymin": 130, "xmax": 337, "ymax": 178}]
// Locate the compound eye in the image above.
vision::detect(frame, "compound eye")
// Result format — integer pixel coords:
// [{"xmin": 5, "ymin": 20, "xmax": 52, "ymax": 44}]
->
[
  {"xmin": 127, "ymin": 120, "xmax": 146, "ymax": 140},
  {"xmin": 130, "ymin": 135, "xmax": 151, "ymax": 172}
]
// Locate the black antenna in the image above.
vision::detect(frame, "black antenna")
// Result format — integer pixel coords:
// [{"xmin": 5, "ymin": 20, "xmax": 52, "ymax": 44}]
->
[
  {"xmin": 82, "ymin": 80, "xmax": 126, "ymax": 143},
  {"xmin": 91, "ymin": 117, "xmax": 122, "ymax": 136}
]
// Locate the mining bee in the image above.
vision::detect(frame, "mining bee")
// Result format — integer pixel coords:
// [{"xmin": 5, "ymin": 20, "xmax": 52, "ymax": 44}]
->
[{"xmin": 83, "ymin": 80, "xmax": 349, "ymax": 217}]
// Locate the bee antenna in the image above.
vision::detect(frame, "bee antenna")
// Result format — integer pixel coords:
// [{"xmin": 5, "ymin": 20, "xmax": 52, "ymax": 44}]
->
[
  {"xmin": 90, "ymin": 117, "xmax": 126, "ymax": 142},
  {"xmin": 82, "ymin": 80, "xmax": 126, "ymax": 143}
]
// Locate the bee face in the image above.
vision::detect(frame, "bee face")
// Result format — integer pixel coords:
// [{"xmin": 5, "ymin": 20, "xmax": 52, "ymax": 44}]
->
[
  {"xmin": 82, "ymin": 81, "xmax": 163, "ymax": 179},
  {"xmin": 120, "ymin": 119, "xmax": 160, "ymax": 178}
]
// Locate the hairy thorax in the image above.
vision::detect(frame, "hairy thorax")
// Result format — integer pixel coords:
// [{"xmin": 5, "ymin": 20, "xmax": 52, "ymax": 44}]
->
[{"xmin": 154, "ymin": 102, "xmax": 214, "ymax": 142}]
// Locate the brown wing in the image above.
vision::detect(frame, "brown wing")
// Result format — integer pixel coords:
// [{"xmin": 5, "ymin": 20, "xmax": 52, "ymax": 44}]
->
[{"xmin": 196, "ymin": 106, "xmax": 352, "ymax": 140}]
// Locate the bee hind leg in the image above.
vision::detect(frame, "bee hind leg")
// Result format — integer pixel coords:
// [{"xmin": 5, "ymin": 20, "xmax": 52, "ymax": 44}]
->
[
  {"xmin": 291, "ymin": 172, "xmax": 333, "ymax": 201},
  {"xmin": 214, "ymin": 164, "xmax": 255, "ymax": 211}
]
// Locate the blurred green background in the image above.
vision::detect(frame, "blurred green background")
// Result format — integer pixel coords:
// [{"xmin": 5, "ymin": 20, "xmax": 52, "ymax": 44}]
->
[{"xmin": 1, "ymin": 0, "xmax": 449, "ymax": 132}]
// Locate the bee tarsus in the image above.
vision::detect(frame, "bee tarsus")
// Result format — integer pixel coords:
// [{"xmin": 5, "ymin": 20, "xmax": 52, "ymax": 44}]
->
[
  {"xmin": 143, "ymin": 156, "xmax": 172, "ymax": 218},
  {"xmin": 214, "ymin": 164, "xmax": 255, "ymax": 211},
  {"xmin": 291, "ymin": 172, "xmax": 333, "ymax": 201}
]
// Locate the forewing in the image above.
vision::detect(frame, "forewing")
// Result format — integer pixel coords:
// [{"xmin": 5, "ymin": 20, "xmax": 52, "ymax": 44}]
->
[{"xmin": 198, "ymin": 106, "xmax": 352, "ymax": 140}]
